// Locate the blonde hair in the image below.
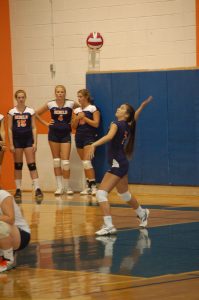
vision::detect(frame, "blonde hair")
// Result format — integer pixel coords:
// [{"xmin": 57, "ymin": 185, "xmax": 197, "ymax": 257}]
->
[
  {"xmin": 14, "ymin": 89, "xmax": 27, "ymax": 99},
  {"xmin": 55, "ymin": 85, "xmax": 66, "ymax": 95}
]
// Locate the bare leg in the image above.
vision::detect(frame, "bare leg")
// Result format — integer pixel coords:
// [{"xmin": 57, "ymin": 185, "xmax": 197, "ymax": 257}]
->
[
  {"xmin": 97, "ymin": 172, "xmax": 121, "ymax": 216},
  {"xmin": 49, "ymin": 141, "xmax": 62, "ymax": 176},
  {"xmin": 60, "ymin": 142, "xmax": 71, "ymax": 179},
  {"xmin": 82, "ymin": 145, "xmax": 96, "ymax": 180},
  {"xmin": 116, "ymin": 174, "xmax": 139, "ymax": 209},
  {"xmin": 24, "ymin": 147, "xmax": 39, "ymax": 180},
  {"xmin": 116, "ymin": 174, "xmax": 149, "ymax": 227},
  {"xmin": 13, "ymin": 148, "xmax": 24, "ymax": 181},
  {"xmin": 77, "ymin": 147, "xmax": 96, "ymax": 194}
]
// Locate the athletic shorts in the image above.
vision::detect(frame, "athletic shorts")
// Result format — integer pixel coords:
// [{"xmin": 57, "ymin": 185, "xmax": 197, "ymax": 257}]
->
[
  {"xmin": 107, "ymin": 159, "xmax": 129, "ymax": 178},
  {"xmin": 48, "ymin": 127, "xmax": 71, "ymax": 143},
  {"xmin": 16, "ymin": 228, "xmax": 31, "ymax": 251},
  {"xmin": 13, "ymin": 135, "xmax": 34, "ymax": 148},
  {"xmin": 75, "ymin": 134, "xmax": 97, "ymax": 149}
]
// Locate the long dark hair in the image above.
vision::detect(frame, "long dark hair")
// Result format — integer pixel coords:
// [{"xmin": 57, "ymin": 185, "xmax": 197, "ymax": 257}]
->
[{"xmin": 124, "ymin": 103, "xmax": 136, "ymax": 159}]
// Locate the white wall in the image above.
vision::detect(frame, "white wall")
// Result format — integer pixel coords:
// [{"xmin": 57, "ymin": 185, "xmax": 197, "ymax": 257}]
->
[{"xmin": 9, "ymin": 0, "xmax": 196, "ymax": 191}]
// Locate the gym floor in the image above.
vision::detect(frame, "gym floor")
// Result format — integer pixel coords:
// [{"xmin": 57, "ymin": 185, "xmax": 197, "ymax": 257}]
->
[{"xmin": 0, "ymin": 185, "xmax": 199, "ymax": 300}]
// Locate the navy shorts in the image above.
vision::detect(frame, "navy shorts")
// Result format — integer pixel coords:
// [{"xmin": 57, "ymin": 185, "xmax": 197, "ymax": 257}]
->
[
  {"xmin": 13, "ymin": 134, "xmax": 34, "ymax": 148},
  {"xmin": 75, "ymin": 134, "xmax": 97, "ymax": 149},
  {"xmin": 48, "ymin": 127, "xmax": 71, "ymax": 143},
  {"xmin": 16, "ymin": 228, "xmax": 31, "ymax": 251},
  {"xmin": 107, "ymin": 159, "xmax": 129, "ymax": 178}
]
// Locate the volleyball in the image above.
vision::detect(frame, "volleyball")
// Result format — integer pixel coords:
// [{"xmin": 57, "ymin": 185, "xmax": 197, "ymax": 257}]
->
[{"xmin": 86, "ymin": 32, "xmax": 104, "ymax": 50}]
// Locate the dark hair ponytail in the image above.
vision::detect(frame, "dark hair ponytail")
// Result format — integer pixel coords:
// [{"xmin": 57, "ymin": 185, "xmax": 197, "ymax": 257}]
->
[{"xmin": 124, "ymin": 104, "xmax": 136, "ymax": 159}]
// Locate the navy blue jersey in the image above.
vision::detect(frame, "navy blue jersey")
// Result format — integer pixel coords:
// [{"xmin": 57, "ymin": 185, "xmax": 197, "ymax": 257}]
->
[
  {"xmin": 8, "ymin": 106, "xmax": 35, "ymax": 138},
  {"xmin": 107, "ymin": 120, "xmax": 129, "ymax": 163},
  {"xmin": 47, "ymin": 99, "xmax": 74, "ymax": 134},
  {"xmin": 74, "ymin": 104, "xmax": 98, "ymax": 136}
]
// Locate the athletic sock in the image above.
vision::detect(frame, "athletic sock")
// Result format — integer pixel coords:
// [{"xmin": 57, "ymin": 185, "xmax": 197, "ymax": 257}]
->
[
  {"xmin": 32, "ymin": 178, "xmax": 40, "ymax": 191},
  {"xmin": 62, "ymin": 178, "xmax": 69, "ymax": 189},
  {"xmin": 55, "ymin": 176, "xmax": 63, "ymax": 189},
  {"xmin": 103, "ymin": 216, "xmax": 113, "ymax": 227},
  {"xmin": 15, "ymin": 179, "xmax": 22, "ymax": 190}
]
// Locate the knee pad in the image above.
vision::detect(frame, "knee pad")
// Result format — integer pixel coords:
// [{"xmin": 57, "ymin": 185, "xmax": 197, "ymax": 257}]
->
[
  {"xmin": 53, "ymin": 158, "xmax": 61, "ymax": 168},
  {"xmin": 14, "ymin": 162, "xmax": 23, "ymax": 170},
  {"xmin": 61, "ymin": 160, "xmax": 70, "ymax": 171},
  {"xmin": 118, "ymin": 191, "xmax": 131, "ymax": 202},
  {"xmin": 82, "ymin": 160, "xmax": 92, "ymax": 170},
  {"xmin": 27, "ymin": 162, "xmax": 36, "ymax": 171},
  {"xmin": 96, "ymin": 190, "xmax": 108, "ymax": 203}
]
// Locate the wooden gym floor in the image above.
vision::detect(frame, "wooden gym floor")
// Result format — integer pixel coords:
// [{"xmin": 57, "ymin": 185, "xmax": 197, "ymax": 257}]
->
[{"xmin": 0, "ymin": 185, "xmax": 199, "ymax": 300}]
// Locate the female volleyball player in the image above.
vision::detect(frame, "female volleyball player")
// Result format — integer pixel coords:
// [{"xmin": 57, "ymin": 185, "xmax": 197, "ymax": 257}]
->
[
  {"xmin": 0, "ymin": 188, "xmax": 31, "ymax": 272},
  {"xmin": 36, "ymin": 85, "xmax": 78, "ymax": 195},
  {"xmin": 8, "ymin": 90, "xmax": 43, "ymax": 202},
  {"xmin": 72, "ymin": 89, "xmax": 100, "ymax": 195},
  {"xmin": 89, "ymin": 96, "xmax": 153, "ymax": 235},
  {"xmin": 0, "ymin": 114, "xmax": 6, "ymax": 176}
]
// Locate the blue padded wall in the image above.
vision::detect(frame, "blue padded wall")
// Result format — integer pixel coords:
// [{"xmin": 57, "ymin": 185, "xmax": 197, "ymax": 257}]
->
[
  {"xmin": 86, "ymin": 69, "xmax": 199, "ymax": 186},
  {"xmin": 167, "ymin": 70, "xmax": 199, "ymax": 185}
]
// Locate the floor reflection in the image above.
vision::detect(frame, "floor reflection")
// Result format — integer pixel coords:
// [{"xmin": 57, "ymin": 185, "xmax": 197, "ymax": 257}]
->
[{"xmin": 16, "ymin": 221, "xmax": 199, "ymax": 278}]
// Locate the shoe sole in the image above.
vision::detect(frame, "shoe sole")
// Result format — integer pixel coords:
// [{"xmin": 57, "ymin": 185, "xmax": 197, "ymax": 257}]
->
[
  {"xmin": 54, "ymin": 192, "xmax": 64, "ymax": 196},
  {"xmin": 0, "ymin": 264, "xmax": 15, "ymax": 273},
  {"xmin": 95, "ymin": 230, "xmax": 117, "ymax": 236}
]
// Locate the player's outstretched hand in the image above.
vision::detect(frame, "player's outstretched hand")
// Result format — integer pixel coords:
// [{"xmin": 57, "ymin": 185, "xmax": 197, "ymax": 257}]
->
[{"xmin": 142, "ymin": 95, "xmax": 153, "ymax": 107}]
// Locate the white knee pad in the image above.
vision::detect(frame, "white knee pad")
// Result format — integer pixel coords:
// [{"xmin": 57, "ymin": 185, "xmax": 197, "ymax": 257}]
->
[
  {"xmin": 82, "ymin": 160, "xmax": 92, "ymax": 170},
  {"xmin": 53, "ymin": 158, "xmax": 61, "ymax": 168},
  {"xmin": 118, "ymin": 191, "xmax": 131, "ymax": 202},
  {"xmin": 96, "ymin": 190, "xmax": 108, "ymax": 203},
  {"xmin": 61, "ymin": 160, "xmax": 70, "ymax": 171}
]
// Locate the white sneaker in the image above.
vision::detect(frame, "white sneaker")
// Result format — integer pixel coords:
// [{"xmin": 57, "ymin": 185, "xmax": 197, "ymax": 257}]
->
[
  {"xmin": 0, "ymin": 221, "xmax": 11, "ymax": 240},
  {"xmin": 54, "ymin": 188, "xmax": 64, "ymax": 196},
  {"xmin": 95, "ymin": 224, "xmax": 117, "ymax": 236},
  {"xmin": 80, "ymin": 188, "xmax": 91, "ymax": 195},
  {"xmin": 91, "ymin": 185, "xmax": 97, "ymax": 195},
  {"xmin": 65, "ymin": 187, "xmax": 74, "ymax": 195},
  {"xmin": 138, "ymin": 209, "xmax": 149, "ymax": 228}
]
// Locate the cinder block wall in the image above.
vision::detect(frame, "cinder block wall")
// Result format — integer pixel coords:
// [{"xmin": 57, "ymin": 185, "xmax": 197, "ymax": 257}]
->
[{"xmin": 8, "ymin": 0, "xmax": 196, "ymax": 190}]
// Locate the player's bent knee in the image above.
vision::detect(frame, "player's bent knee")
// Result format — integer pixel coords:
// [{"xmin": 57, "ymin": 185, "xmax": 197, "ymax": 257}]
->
[
  {"xmin": 96, "ymin": 190, "xmax": 108, "ymax": 202},
  {"xmin": 82, "ymin": 160, "xmax": 92, "ymax": 170},
  {"xmin": 118, "ymin": 191, "xmax": 131, "ymax": 202},
  {"xmin": 14, "ymin": 162, "xmax": 23, "ymax": 170},
  {"xmin": 62, "ymin": 160, "xmax": 70, "ymax": 171},
  {"xmin": 53, "ymin": 158, "xmax": 61, "ymax": 168},
  {"xmin": 27, "ymin": 162, "xmax": 36, "ymax": 171}
]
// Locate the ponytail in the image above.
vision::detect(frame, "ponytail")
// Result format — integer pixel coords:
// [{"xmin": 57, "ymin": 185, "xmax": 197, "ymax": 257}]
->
[{"xmin": 124, "ymin": 104, "xmax": 136, "ymax": 159}]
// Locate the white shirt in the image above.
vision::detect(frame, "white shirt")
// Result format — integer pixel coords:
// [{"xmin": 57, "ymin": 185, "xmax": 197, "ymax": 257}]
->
[{"xmin": 0, "ymin": 190, "xmax": 30, "ymax": 233}]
